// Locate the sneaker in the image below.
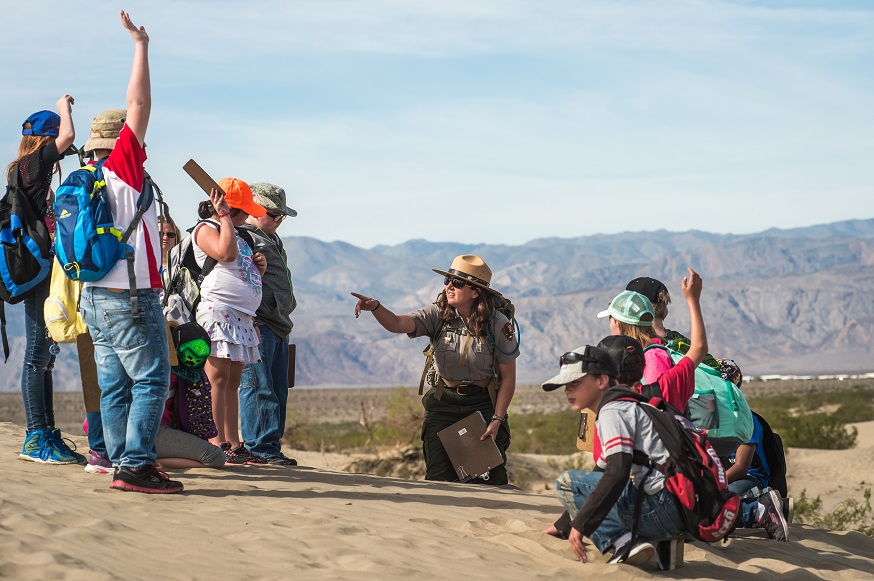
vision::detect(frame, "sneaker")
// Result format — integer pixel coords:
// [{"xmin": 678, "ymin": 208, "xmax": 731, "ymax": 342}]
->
[
  {"xmin": 606, "ymin": 539, "xmax": 656, "ymax": 566},
  {"xmin": 110, "ymin": 465, "xmax": 184, "ymax": 494},
  {"xmin": 84, "ymin": 450, "xmax": 114, "ymax": 475},
  {"xmin": 18, "ymin": 429, "xmax": 77, "ymax": 465},
  {"xmin": 230, "ymin": 445, "xmax": 269, "ymax": 466},
  {"xmin": 50, "ymin": 429, "xmax": 88, "ymax": 465},
  {"xmin": 221, "ymin": 443, "xmax": 249, "ymax": 466},
  {"xmin": 757, "ymin": 489, "xmax": 789, "ymax": 541},
  {"xmin": 264, "ymin": 454, "xmax": 298, "ymax": 466},
  {"xmin": 782, "ymin": 496, "xmax": 794, "ymax": 525}
]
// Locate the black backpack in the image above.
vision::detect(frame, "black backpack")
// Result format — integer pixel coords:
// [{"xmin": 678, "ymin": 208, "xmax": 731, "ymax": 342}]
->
[
  {"xmin": 601, "ymin": 387, "xmax": 740, "ymax": 546},
  {"xmin": 751, "ymin": 411, "xmax": 788, "ymax": 497},
  {"xmin": 0, "ymin": 165, "xmax": 53, "ymax": 361}
]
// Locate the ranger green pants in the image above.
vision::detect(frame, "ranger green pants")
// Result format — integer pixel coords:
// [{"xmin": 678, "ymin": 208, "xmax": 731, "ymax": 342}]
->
[{"xmin": 421, "ymin": 387, "xmax": 511, "ymax": 485}]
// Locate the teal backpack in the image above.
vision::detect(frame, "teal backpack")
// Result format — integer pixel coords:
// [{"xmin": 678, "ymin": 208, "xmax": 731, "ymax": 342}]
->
[
  {"xmin": 53, "ymin": 160, "xmax": 158, "ymax": 319},
  {"xmin": 645, "ymin": 343, "xmax": 754, "ymax": 456}
]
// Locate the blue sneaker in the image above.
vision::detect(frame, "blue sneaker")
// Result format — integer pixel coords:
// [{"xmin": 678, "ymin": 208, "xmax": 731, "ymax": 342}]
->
[
  {"xmin": 50, "ymin": 429, "xmax": 87, "ymax": 465},
  {"xmin": 18, "ymin": 429, "xmax": 77, "ymax": 465}
]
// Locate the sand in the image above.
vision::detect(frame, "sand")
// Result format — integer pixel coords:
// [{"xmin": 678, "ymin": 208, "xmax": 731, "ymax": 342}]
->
[{"xmin": 3, "ymin": 421, "xmax": 874, "ymax": 580}]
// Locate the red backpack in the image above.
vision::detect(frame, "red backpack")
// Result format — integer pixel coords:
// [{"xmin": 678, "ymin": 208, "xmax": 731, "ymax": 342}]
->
[{"xmin": 602, "ymin": 387, "xmax": 740, "ymax": 543}]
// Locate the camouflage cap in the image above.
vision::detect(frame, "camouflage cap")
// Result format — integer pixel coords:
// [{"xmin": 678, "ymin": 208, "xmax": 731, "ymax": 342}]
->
[
  {"xmin": 84, "ymin": 109, "xmax": 126, "ymax": 152},
  {"xmin": 249, "ymin": 182, "xmax": 297, "ymax": 217}
]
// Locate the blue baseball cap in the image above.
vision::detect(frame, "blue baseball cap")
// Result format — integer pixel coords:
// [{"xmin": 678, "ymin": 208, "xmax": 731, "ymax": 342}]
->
[{"xmin": 22, "ymin": 110, "xmax": 61, "ymax": 137}]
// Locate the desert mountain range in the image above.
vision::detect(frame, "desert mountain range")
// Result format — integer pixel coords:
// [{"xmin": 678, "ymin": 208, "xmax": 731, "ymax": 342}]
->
[{"xmin": 2, "ymin": 218, "xmax": 872, "ymax": 391}]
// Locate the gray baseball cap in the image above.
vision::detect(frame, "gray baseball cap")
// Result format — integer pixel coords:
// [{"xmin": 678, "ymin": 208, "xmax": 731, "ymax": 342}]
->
[{"xmin": 249, "ymin": 182, "xmax": 297, "ymax": 217}]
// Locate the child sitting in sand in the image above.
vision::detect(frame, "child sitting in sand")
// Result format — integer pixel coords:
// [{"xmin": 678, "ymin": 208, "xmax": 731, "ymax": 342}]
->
[{"xmin": 541, "ymin": 345, "xmax": 687, "ymax": 566}]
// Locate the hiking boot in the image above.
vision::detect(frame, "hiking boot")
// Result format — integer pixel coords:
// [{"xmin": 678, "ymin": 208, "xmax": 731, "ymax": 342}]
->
[
  {"xmin": 84, "ymin": 450, "xmax": 114, "ymax": 475},
  {"xmin": 110, "ymin": 465, "xmax": 184, "ymax": 494},
  {"xmin": 782, "ymin": 496, "xmax": 794, "ymax": 525},
  {"xmin": 757, "ymin": 489, "xmax": 789, "ymax": 541},
  {"xmin": 50, "ymin": 428, "xmax": 88, "ymax": 465},
  {"xmin": 264, "ymin": 454, "xmax": 298, "ymax": 466},
  {"xmin": 19, "ymin": 429, "xmax": 77, "ymax": 464},
  {"xmin": 606, "ymin": 539, "xmax": 656, "ymax": 566}
]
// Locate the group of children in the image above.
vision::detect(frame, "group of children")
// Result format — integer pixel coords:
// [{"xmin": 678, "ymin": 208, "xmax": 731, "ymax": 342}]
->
[
  {"xmin": 9, "ymin": 11, "xmax": 297, "ymax": 495},
  {"xmin": 540, "ymin": 269, "xmax": 792, "ymax": 568}
]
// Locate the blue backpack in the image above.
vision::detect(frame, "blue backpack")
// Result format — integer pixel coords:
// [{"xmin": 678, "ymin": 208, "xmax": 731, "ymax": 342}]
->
[
  {"xmin": 53, "ymin": 160, "xmax": 154, "ymax": 310},
  {"xmin": 645, "ymin": 343, "xmax": 754, "ymax": 456},
  {"xmin": 0, "ymin": 164, "xmax": 53, "ymax": 360}
]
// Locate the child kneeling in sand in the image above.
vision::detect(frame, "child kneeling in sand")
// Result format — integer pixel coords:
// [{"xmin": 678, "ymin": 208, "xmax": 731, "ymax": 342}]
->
[{"xmin": 541, "ymin": 345, "xmax": 686, "ymax": 566}]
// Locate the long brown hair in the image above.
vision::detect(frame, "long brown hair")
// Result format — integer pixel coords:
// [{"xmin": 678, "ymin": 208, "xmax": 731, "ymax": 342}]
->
[
  {"xmin": 437, "ymin": 288, "xmax": 494, "ymax": 338},
  {"xmin": 615, "ymin": 319, "xmax": 658, "ymax": 348},
  {"xmin": 5, "ymin": 132, "xmax": 61, "ymax": 185}
]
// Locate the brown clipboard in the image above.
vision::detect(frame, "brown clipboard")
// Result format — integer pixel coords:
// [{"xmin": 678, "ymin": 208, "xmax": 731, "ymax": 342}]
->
[
  {"xmin": 575, "ymin": 408, "xmax": 596, "ymax": 453},
  {"xmin": 182, "ymin": 159, "xmax": 224, "ymax": 196},
  {"xmin": 77, "ymin": 333, "xmax": 101, "ymax": 414},
  {"xmin": 437, "ymin": 411, "xmax": 505, "ymax": 482},
  {"xmin": 287, "ymin": 343, "xmax": 296, "ymax": 388}
]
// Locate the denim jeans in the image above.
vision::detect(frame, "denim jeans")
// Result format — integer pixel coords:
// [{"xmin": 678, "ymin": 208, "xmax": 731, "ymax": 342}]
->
[
  {"xmin": 730, "ymin": 476, "xmax": 767, "ymax": 527},
  {"xmin": 556, "ymin": 469, "xmax": 686, "ymax": 553},
  {"xmin": 85, "ymin": 410, "xmax": 107, "ymax": 457},
  {"xmin": 79, "ymin": 287, "xmax": 169, "ymax": 469},
  {"xmin": 239, "ymin": 325, "xmax": 288, "ymax": 457},
  {"xmin": 21, "ymin": 278, "xmax": 55, "ymax": 431}
]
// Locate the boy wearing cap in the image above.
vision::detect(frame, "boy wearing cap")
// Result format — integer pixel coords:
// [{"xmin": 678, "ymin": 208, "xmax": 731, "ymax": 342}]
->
[
  {"xmin": 542, "ymin": 346, "xmax": 686, "ymax": 566},
  {"xmin": 238, "ymin": 182, "xmax": 298, "ymax": 465},
  {"xmin": 77, "ymin": 12, "xmax": 182, "ymax": 493}
]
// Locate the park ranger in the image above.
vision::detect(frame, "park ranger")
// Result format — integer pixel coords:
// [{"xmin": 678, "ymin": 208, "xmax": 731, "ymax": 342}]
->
[{"xmin": 352, "ymin": 254, "xmax": 519, "ymax": 484}]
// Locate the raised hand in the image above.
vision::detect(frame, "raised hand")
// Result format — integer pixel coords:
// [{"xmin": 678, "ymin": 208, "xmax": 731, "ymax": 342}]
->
[
  {"xmin": 120, "ymin": 10, "xmax": 148, "ymax": 43},
  {"xmin": 681, "ymin": 267, "xmax": 702, "ymax": 301}
]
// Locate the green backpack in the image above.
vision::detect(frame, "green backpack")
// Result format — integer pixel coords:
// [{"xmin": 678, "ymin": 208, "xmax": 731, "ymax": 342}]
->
[{"xmin": 645, "ymin": 343, "xmax": 754, "ymax": 456}]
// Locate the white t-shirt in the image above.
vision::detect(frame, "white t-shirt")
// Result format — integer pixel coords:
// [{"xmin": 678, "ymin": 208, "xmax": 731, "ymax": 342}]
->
[{"xmin": 192, "ymin": 220, "xmax": 262, "ymax": 316}]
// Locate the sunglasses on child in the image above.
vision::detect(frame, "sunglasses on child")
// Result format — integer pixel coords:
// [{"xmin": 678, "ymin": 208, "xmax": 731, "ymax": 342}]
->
[
  {"xmin": 444, "ymin": 276, "xmax": 475, "ymax": 289},
  {"xmin": 560, "ymin": 349, "xmax": 599, "ymax": 367}
]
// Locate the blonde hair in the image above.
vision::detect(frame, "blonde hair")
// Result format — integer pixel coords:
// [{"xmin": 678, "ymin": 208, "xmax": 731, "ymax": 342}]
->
[
  {"xmin": 615, "ymin": 319, "xmax": 658, "ymax": 348},
  {"xmin": 6, "ymin": 132, "xmax": 61, "ymax": 185},
  {"xmin": 653, "ymin": 287, "xmax": 671, "ymax": 320}
]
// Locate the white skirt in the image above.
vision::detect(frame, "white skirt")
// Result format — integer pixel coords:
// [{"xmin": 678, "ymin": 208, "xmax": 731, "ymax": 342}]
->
[{"xmin": 196, "ymin": 300, "xmax": 261, "ymax": 364}]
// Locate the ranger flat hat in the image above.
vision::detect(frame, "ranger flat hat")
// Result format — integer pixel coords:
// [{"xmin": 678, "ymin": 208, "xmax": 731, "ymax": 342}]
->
[{"xmin": 432, "ymin": 254, "xmax": 500, "ymax": 295}]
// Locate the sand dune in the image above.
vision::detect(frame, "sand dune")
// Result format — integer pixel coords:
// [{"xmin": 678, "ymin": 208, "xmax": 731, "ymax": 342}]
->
[{"xmin": 3, "ymin": 421, "xmax": 874, "ymax": 580}]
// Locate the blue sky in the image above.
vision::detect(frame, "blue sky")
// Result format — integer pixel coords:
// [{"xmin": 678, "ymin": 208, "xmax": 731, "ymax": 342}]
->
[{"xmin": 2, "ymin": 1, "xmax": 872, "ymax": 247}]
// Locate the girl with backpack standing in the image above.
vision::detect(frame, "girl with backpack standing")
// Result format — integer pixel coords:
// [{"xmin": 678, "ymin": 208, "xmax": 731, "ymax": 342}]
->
[
  {"xmin": 351, "ymin": 254, "xmax": 520, "ymax": 484},
  {"xmin": 193, "ymin": 180, "xmax": 267, "ymax": 464},
  {"xmin": 6, "ymin": 96, "xmax": 82, "ymax": 464}
]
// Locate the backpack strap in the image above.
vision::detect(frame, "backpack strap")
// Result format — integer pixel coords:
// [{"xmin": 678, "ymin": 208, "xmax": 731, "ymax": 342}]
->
[{"xmin": 118, "ymin": 175, "xmax": 154, "ymax": 321}]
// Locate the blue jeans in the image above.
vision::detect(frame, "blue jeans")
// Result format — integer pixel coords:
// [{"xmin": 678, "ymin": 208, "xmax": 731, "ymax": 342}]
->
[
  {"xmin": 79, "ymin": 287, "xmax": 169, "ymax": 469},
  {"xmin": 21, "ymin": 278, "xmax": 55, "ymax": 431},
  {"xmin": 239, "ymin": 325, "xmax": 288, "ymax": 457},
  {"xmin": 556, "ymin": 469, "xmax": 686, "ymax": 553},
  {"xmin": 730, "ymin": 476, "xmax": 768, "ymax": 527},
  {"xmin": 86, "ymin": 410, "xmax": 107, "ymax": 457}
]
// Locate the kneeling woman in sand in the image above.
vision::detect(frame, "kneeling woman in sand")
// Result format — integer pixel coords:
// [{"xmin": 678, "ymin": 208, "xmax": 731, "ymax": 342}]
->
[{"xmin": 352, "ymin": 254, "xmax": 519, "ymax": 485}]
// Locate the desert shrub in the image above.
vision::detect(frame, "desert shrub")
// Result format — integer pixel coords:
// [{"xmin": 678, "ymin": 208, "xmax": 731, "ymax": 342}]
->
[
  {"xmin": 372, "ymin": 387, "xmax": 423, "ymax": 446},
  {"xmin": 510, "ymin": 411, "xmax": 582, "ymax": 455},
  {"xmin": 775, "ymin": 412, "xmax": 858, "ymax": 450},
  {"xmin": 547, "ymin": 453, "xmax": 594, "ymax": 473},
  {"xmin": 794, "ymin": 488, "xmax": 874, "ymax": 537}
]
